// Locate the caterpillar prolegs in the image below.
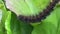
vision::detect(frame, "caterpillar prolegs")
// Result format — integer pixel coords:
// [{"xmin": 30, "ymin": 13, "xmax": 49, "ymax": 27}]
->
[{"xmin": 18, "ymin": 0, "xmax": 60, "ymax": 23}]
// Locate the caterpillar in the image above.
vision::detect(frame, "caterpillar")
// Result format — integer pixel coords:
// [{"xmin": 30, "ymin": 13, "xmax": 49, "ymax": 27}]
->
[
  {"xmin": 18, "ymin": 0, "xmax": 60, "ymax": 23},
  {"xmin": 2, "ymin": 0, "xmax": 60, "ymax": 23}
]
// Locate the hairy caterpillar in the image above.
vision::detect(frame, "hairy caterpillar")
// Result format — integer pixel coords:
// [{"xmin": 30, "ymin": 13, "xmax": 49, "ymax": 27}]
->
[
  {"xmin": 18, "ymin": 0, "xmax": 60, "ymax": 23},
  {"xmin": 2, "ymin": 0, "xmax": 60, "ymax": 23}
]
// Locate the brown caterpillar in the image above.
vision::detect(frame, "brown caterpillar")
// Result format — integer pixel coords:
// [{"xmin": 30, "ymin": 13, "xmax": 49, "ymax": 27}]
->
[{"xmin": 18, "ymin": 0, "xmax": 60, "ymax": 23}]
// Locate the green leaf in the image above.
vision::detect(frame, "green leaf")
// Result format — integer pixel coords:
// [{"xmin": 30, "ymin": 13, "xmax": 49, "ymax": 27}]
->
[
  {"xmin": 5, "ymin": 0, "xmax": 50, "ymax": 16},
  {"xmin": 4, "ymin": 11, "xmax": 33, "ymax": 34}
]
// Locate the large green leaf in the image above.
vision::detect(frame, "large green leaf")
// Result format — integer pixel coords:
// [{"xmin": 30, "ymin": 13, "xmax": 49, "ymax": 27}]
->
[{"xmin": 5, "ymin": 0, "xmax": 50, "ymax": 16}]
